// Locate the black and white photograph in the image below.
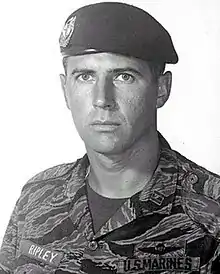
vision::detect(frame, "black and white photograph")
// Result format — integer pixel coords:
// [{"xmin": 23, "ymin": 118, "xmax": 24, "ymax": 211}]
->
[{"xmin": 0, "ymin": 1, "xmax": 220, "ymax": 273}]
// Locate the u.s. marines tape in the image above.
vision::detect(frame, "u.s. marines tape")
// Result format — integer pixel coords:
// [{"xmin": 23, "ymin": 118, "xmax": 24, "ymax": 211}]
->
[
  {"xmin": 117, "ymin": 256, "xmax": 200, "ymax": 273},
  {"xmin": 19, "ymin": 240, "xmax": 63, "ymax": 267}
]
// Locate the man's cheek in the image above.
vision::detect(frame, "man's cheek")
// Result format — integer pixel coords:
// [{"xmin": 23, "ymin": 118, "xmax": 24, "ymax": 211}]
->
[{"xmin": 70, "ymin": 99, "xmax": 86, "ymax": 113}]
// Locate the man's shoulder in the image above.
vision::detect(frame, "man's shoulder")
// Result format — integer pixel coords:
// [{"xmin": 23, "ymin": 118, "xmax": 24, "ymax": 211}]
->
[
  {"xmin": 173, "ymin": 149, "xmax": 220, "ymax": 200},
  {"xmin": 26, "ymin": 161, "xmax": 77, "ymax": 185},
  {"xmin": 19, "ymin": 156, "xmax": 86, "ymax": 201},
  {"xmin": 13, "ymin": 156, "xmax": 88, "ymax": 215},
  {"xmin": 170, "ymin": 148, "xmax": 220, "ymax": 238}
]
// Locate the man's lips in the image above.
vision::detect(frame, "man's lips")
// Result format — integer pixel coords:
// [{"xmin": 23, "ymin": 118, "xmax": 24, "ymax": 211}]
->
[
  {"xmin": 91, "ymin": 120, "xmax": 121, "ymax": 126},
  {"xmin": 90, "ymin": 120, "xmax": 121, "ymax": 131}
]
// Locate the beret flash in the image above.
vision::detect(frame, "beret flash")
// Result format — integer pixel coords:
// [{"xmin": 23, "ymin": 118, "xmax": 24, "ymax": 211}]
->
[{"xmin": 59, "ymin": 2, "xmax": 178, "ymax": 64}]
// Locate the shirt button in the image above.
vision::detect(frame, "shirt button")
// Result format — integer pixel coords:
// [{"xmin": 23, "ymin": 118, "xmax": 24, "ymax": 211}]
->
[
  {"xmin": 88, "ymin": 240, "xmax": 98, "ymax": 251},
  {"xmin": 187, "ymin": 173, "xmax": 198, "ymax": 184}
]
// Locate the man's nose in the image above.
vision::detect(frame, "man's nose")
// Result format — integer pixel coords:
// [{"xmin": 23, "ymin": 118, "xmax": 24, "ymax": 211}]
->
[{"xmin": 92, "ymin": 77, "xmax": 116, "ymax": 110}]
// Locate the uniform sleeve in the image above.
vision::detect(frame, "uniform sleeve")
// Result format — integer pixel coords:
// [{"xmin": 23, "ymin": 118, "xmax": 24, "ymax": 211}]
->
[{"xmin": 0, "ymin": 200, "xmax": 20, "ymax": 273}]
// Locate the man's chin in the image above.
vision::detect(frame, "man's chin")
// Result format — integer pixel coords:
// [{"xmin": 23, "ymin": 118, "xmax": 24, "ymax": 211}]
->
[{"xmin": 85, "ymin": 141, "xmax": 126, "ymax": 156}]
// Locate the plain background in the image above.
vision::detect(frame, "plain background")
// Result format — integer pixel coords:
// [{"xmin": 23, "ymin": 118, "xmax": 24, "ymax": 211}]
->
[{"xmin": 0, "ymin": 0, "xmax": 219, "ymax": 244}]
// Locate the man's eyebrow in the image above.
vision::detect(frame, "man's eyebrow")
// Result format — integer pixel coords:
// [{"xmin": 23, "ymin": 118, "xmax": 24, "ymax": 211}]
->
[
  {"xmin": 109, "ymin": 67, "xmax": 143, "ymax": 76},
  {"xmin": 70, "ymin": 67, "xmax": 143, "ymax": 76},
  {"xmin": 71, "ymin": 69, "xmax": 95, "ymax": 75}
]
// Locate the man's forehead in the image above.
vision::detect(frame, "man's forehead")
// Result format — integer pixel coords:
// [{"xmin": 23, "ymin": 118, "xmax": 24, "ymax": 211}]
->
[{"xmin": 65, "ymin": 52, "xmax": 150, "ymax": 71}]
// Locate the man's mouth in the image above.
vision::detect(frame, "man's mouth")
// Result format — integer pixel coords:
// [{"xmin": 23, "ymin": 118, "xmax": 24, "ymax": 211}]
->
[
  {"xmin": 90, "ymin": 120, "xmax": 121, "ymax": 131},
  {"xmin": 91, "ymin": 120, "xmax": 120, "ymax": 126}
]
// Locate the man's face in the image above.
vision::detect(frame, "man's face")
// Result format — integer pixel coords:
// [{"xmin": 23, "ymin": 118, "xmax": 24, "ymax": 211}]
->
[{"xmin": 60, "ymin": 53, "xmax": 170, "ymax": 154}]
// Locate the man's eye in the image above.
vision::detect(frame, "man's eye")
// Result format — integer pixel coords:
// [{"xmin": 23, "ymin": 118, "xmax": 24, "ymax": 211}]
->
[
  {"xmin": 114, "ymin": 73, "xmax": 135, "ymax": 83},
  {"xmin": 77, "ymin": 73, "xmax": 95, "ymax": 82}
]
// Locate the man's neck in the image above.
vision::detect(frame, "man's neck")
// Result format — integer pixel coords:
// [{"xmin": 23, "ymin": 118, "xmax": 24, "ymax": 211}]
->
[{"xmin": 86, "ymin": 130, "xmax": 160, "ymax": 198}]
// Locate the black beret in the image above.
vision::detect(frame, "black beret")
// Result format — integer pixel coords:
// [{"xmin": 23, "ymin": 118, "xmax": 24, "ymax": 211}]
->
[{"xmin": 59, "ymin": 2, "xmax": 178, "ymax": 64}]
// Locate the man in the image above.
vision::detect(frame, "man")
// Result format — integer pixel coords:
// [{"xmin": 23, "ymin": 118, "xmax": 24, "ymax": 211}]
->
[{"xmin": 0, "ymin": 2, "xmax": 220, "ymax": 274}]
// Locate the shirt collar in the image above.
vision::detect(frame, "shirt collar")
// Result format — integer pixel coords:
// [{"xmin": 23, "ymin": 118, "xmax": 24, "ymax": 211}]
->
[
  {"xmin": 136, "ymin": 145, "xmax": 178, "ymax": 216},
  {"xmin": 64, "ymin": 132, "xmax": 178, "ymax": 216}
]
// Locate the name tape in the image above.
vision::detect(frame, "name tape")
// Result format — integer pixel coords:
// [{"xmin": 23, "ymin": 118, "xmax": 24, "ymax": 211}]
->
[{"xmin": 19, "ymin": 239, "xmax": 64, "ymax": 267}]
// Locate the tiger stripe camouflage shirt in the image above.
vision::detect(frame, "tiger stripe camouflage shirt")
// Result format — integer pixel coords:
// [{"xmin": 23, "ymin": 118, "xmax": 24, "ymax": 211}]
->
[{"xmin": 1, "ymin": 141, "xmax": 220, "ymax": 274}]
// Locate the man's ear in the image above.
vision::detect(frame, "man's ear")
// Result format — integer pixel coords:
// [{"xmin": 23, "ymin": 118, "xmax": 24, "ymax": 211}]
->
[
  {"xmin": 156, "ymin": 71, "xmax": 172, "ymax": 108},
  {"xmin": 59, "ymin": 74, "xmax": 70, "ymax": 109}
]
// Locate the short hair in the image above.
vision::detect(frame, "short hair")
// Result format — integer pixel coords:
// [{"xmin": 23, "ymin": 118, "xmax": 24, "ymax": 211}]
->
[
  {"xmin": 62, "ymin": 56, "xmax": 165, "ymax": 81},
  {"xmin": 148, "ymin": 62, "xmax": 166, "ymax": 81},
  {"xmin": 62, "ymin": 56, "xmax": 68, "ymax": 75}
]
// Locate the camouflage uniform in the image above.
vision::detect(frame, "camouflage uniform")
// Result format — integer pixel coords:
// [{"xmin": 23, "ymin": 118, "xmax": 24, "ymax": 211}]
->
[{"xmin": 0, "ymin": 136, "xmax": 220, "ymax": 274}]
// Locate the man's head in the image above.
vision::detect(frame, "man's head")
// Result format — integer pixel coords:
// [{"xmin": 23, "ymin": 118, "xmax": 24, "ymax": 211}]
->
[{"xmin": 59, "ymin": 2, "xmax": 178, "ymax": 155}]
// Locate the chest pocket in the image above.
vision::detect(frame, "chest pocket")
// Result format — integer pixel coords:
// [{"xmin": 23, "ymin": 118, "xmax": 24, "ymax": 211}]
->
[
  {"xmin": 14, "ymin": 239, "xmax": 64, "ymax": 274},
  {"xmin": 131, "ymin": 240, "xmax": 200, "ymax": 273}
]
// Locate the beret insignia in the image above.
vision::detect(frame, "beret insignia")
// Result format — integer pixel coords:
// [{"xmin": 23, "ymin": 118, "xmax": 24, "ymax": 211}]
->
[{"xmin": 59, "ymin": 16, "xmax": 76, "ymax": 48}]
